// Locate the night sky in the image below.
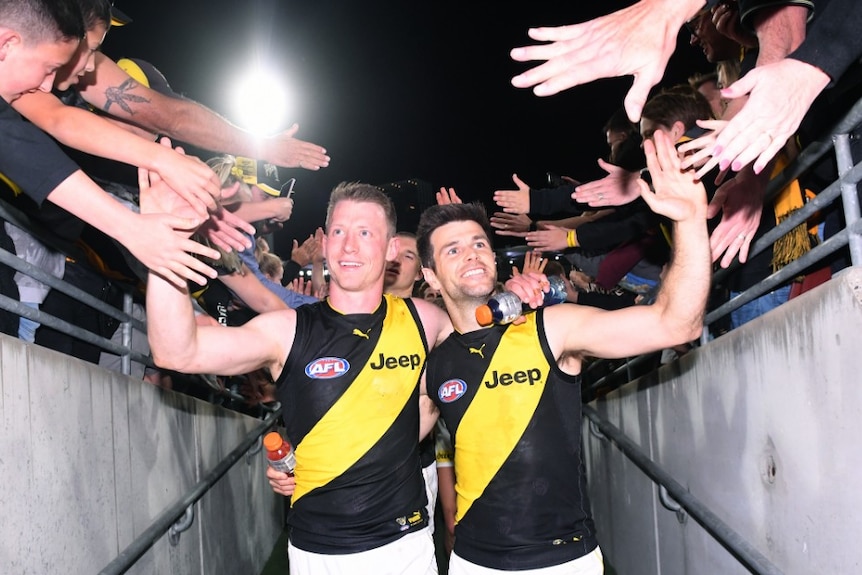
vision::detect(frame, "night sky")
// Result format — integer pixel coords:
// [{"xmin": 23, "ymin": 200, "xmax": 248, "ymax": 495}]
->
[{"xmin": 102, "ymin": 0, "xmax": 710, "ymax": 255}]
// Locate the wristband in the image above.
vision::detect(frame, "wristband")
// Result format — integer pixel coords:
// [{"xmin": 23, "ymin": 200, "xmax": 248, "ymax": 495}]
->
[{"xmin": 566, "ymin": 229, "xmax": 577, "ymax": 248}]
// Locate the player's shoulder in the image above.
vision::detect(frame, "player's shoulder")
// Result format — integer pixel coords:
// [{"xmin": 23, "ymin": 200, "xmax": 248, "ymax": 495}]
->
[{"xmin": 413, "ymin": 298, "xmax": 453, "ymax": 340}]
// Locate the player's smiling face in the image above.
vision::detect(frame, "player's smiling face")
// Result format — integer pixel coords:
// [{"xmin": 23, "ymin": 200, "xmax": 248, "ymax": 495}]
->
[
  {"xmin": 324, "ymin": 200, "xmax": 393, "ymax": 293},
  {"xmin": 427, "ymin": 220, "xmax": 496, "ymax": 301}
]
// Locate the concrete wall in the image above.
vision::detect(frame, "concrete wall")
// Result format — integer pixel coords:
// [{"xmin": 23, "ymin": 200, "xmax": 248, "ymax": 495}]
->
[
  {"xmin": 586, "ymin": 267, "xmax": 862, "ymax": 574},
  {"xmin": 0, "ymin": 337, "xmax": 284, "ymax": 575},
  {"xmin": 4, "ymin": 269, "xmax": 862, "ymax": 574}
]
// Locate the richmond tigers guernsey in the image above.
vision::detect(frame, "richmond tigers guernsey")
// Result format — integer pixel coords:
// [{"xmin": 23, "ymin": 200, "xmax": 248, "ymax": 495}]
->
[
  {"xmin": 275, "ymin": 294, "xmax": 430, "ymax": 553},
  {"xmin": 427, "ymin": 310, "xmax": 598, "ymax": 570}
]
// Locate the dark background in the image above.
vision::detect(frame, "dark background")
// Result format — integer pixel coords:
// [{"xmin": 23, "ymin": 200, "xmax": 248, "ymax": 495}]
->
[{"xmin": 102, "ymin": 0, "xmax": 710, "ymax": 256}]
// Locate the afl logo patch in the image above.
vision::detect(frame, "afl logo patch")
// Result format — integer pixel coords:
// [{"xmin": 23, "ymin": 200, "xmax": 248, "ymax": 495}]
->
[
  {"xmin": 305, "ymin": 357, "xmax": 350, "ymax": 379},
  {"xmin": 439, "ymin": 379, "xmax": 467, "ymax": 403}
]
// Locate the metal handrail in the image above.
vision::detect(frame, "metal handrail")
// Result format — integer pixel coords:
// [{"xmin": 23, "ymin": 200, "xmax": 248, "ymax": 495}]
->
[
  {"xmin": 583, "ymin": 405, "xmax": 785, "ymax": 575},
  {"xmin": 0, "ymin": 245, "xmax": 146, "ymax": 333},
  {"xmin": 575, "ymin": 97, "xmax": 862, "ymax": 574},
  {"xmin": 0, "ymin": 199, "xmax": 145, "ymax": 333},
  {"xmin": 0, "ymin": 217, "xmax": 276, "ymax": 417},
  {"xmin": 97, "ymin": 408, "xmax": 283, "ymax": 575},
  {"xmin": 0, "ymin": 292, "xmax": 150, "ymax": 364},
  {"xmin": 712, "ymin": 147, "xmax": 862, "ymax": 289},
  {"xmin": 0, "ymin": 231, "xmax": 277, "ymax": 407},
  {"xmin": 585, "ymin": 92, "xmax": 862, "ymax": 392},
  {"xmin": 707, "ymin": 218, "xmax": 862, "ymax": 326},
  {"xmin": 586, "ymin": 352, "xmax": 659, "ymax": 395}
]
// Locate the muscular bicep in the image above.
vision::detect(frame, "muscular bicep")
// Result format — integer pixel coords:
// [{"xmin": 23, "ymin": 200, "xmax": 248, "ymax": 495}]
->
[
  {"xmin": 11, "ymin": 90, "xmax": 69, "ymax": 132},
  {"xmin": 544, "ymin": 303, "xmax": 684, "ymax": 362},
  {"xmin": 156, "ymin": 309, "xmax": 295, "ymax": 380}
]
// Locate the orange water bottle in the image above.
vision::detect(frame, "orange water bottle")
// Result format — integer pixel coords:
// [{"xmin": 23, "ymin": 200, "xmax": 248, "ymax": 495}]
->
[{"xmin": 263, "ymin": 431, "xmax": 296, "ymax": 476}]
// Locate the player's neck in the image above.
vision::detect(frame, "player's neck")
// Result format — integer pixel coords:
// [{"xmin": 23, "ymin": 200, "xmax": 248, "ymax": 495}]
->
[
  {"xmin": 446, "ymin": 298, "xmax": 487, "ymax": 335},
  {"xmin": 328, "ymin": 284, "xmax": 385, "ymax": 315}
]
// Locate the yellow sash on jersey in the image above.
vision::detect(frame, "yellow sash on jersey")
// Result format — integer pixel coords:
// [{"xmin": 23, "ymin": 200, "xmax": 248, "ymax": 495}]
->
[
  {"xmin": 293, "ymin": 295, "xmax": 425, "ymax": 502},
  {"xmin": 0, "ymin": 171, "xmax": 22, "ymax": 196},
  {"xmin": 454, "ymin": 315, "xmax": 547, "ymax": 521}
]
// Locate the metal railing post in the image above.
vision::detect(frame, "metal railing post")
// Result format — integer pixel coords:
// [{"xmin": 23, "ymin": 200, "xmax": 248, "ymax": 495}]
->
[
  {"xmin": 120, "ymin": 292, "xmax": 134, "ymax": 376},
  {"xmin": 833, "ymin": 133, "xmax": 862, "ymax": 266}
]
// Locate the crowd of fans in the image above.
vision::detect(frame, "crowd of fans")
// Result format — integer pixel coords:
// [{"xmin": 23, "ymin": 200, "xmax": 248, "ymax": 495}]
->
[
  {"xmin": 493, "ymin": 0, "xmax": 861, "ymax": 343},
  {"xmin": 2, "ymin": 0, "xmax": 857, "ymax": 397},
  {"xmin": 2, "ymin": 0, "xmax": 861, "ymax": 572}
]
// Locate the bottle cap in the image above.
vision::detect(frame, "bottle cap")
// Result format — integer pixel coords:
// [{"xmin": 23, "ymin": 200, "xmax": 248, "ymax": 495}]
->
[
  {"xmin": 475, "ymin": 304, "xmax": 493, "ymax": 326},
  {"xmin": 263, "ymin": 432, "xmax": 283, "ymax": 451}
]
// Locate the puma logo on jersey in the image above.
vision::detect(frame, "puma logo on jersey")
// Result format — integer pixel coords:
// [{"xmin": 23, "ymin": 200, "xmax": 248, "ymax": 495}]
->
[
  {"xmin": 484, "ymin": 368, "xmax": 542, "ymax": 389},
  {"xmin": 469, "ymin": 343, "xmax": 485, "ymax": 358},
  {"xmin": 369, "ymin": 352, "xmax": 422, "ymax": 370},
  {"xmin": 395, "ymin": 510, "xmax": 425, "ymax": 531},
  {"xmin": 352, "ymin": 328, "xmax": 371, "ymax": 339}
]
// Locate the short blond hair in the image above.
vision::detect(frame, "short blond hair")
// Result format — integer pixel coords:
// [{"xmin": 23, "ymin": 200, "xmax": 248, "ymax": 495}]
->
[{"xmin": 325, "ymin": 182, "xmax": 396, "ymax": 238}]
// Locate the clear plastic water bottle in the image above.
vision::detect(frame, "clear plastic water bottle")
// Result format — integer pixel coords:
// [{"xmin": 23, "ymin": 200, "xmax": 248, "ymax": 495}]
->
[
  {"xmin": 475, "ymin": 275, "xmax": 567, "ymax": 326},
  {"xmin": 263, "ymin": 431, "xmax": 296, "ymax": 476}
]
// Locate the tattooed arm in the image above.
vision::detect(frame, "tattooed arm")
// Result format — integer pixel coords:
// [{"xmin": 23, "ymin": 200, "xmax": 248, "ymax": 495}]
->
[
  {"xmin": 11, "ymin": 87, "xmax": 220, "ymax": 216},
  {"xmin": 78, "ymin": 53, "xmax": 329, "ymax": 169}
]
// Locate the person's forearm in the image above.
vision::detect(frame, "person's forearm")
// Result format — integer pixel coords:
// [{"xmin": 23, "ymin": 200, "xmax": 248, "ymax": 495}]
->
[
  {"xmin": 752, "ymin": 5, "xmax": 808, "ymax": 66},
  {"xmin": 258, "ymin": 272, "xmax": 318, "ymax": 308},
  {"xmin": 419, "ymin": 395, "xmax": 439, "ymax": 440},
  {"xmin": 221, "ymin": 270, "xmax": 289, "ymax": 314},
  {"xmin": 789, "ymin": 0, "xmax": 862, "ymax": 83},
  {"xmin": 79, "ymin": 54, "xmax": 262, "ymax": 157},
  {"xmin": 653, "ymin": 218, "xmax": 711, "ymax": 340},
  {"xmin": 14, "ymin": 93, "xmax": 167, "ymax": 171},
  {"xmin": 552, "ymin": 209, "xmax": 614, "ymax": 229},
  {"xmin": 146, "ymin": 100, "xmax": 323, "ymax": 168},
  {"xmin": 101, "ymin": 115, "xmax": 158, "ymax": 139},
  {"xmin": 436, "ymin": 466, "xmax": 457, "ymax": 534},
  {"xmin": 311, "ymin": 259, "xmax": 325, "ymax": 296},
  {"xmin": 230, "ymin": 201, "xmax": 283, "ymax": 224},
  {"xmin": 46, "ymin": 170, "xmax": 141, "ymax": 246},
  {"xmin": 576, "ymin": 209, "xmax": 657, "ymax": 252},
  {"xmin": 528, "ymin": 184, "xmax": 578, "ymax": 216},
  {"xmin": 145, "ymin": 96, "xmax": 266, "ymax": 158},
  {"xmin": 146, "ymin": 264, "xmax": 200, "ymax": 370},
  {"xmin": 662, "ymin": 0, "xmax": 707, "ymax": 20}
]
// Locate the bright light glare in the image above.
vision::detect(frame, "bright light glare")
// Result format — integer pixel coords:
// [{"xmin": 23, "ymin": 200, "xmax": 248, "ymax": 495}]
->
[{"xmin": 231, "ymin": 66, "xmax": 291, "ymax": 136}]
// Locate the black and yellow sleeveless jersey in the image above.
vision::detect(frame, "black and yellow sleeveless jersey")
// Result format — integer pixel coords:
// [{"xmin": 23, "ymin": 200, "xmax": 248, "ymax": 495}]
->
[
  {"xmin": 275, "ymin": 294, "xmax": 430, "ymax": 553},
  {"xmin": 427, "ymin": 310, "xmax": 598, "ymax": 570}
]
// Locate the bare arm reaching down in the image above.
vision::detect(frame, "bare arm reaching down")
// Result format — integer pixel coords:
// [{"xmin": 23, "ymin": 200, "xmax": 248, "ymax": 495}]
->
[
  {"xmin": 504, "ymin": 131, "xmax": 709, "ymax": 365},
  {"xmin": 78, "ymin": 53, "xmax": 331, "ymax": 170},
  {"xmin": 12, "ymin": 88, "xmax": 221, "ymax": 218},
  {"xmin": 140, "ymin": 166, "xmax": 295, "ymax": 377}
]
